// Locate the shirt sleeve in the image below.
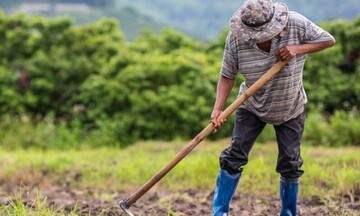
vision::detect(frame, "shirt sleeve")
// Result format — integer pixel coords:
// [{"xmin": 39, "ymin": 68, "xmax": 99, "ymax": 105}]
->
[
  {"xmin": 301, "ymin": 14, "xmax": 335, "ymax": 43},
  {"xmin": 220, "ymin": 32, "xmax": 239, "ymax": 79}
]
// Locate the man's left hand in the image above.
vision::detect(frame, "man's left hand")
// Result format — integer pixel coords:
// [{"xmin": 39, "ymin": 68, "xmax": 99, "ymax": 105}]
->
[{"xmin": 276, "ymin": 45, "xmax": 299, "ymax": 61}]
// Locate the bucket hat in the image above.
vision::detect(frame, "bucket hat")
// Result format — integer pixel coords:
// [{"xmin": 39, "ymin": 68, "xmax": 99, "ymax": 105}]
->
[{"xmin": 230, "ymin": 0, "xmax": 289, "ymax": 44}]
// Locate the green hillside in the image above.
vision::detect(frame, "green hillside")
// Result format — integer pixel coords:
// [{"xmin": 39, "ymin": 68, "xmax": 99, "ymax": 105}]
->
[
  {"xmin": 105, "ymin": 7, "xmax": 165, "ymax": 40},
  {"xmin": 1, "ymin": 0, "xmax": 359, "ymax": 40},
  {"xmin": 117, "ymin": 0, "xmax": 360, "ymax": 40}
]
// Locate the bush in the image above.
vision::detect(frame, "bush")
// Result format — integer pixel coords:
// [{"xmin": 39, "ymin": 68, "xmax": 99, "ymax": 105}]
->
[
  {"xmin": 0, "ymin": 115, "xmax": 124, "ymax": 150},
  {"xmin": 1, "ymin": 13, "xmax": 360, "ymax": 147},
  {"xmin": 304, "ymin": 110, "xmax": 360, "ymax": 146}
]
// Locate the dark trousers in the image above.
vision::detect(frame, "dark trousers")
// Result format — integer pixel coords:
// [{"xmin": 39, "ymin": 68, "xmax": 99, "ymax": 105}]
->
[{"xmin": 219, "ymin": 108, "xmax": 305, "ymax": 180}]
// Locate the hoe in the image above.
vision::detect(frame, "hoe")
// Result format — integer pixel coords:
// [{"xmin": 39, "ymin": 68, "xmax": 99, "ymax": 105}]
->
[{"xmin": 119, "ymin": 60, "xmax": 289, "ymax": 216}]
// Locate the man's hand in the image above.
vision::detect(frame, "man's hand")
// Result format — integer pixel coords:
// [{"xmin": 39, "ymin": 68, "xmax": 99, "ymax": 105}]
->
[
  {"xmin": 210, "ymin": 109, "xmax": 226, "ymax": 133},
  {"xmin": 276, "ymin": 45, "xmax": 299, "ymax": 61}
]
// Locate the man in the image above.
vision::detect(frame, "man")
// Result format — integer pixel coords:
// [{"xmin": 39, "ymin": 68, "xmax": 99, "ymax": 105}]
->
[{"xmin": 210, "ymin": 0, "xmax": 335, "ymax": 215}]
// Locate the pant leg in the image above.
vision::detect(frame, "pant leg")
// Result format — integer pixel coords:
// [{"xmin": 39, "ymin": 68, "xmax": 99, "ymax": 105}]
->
[
  {"xmin": 213, "ymin": 108, "xmax": 266, "ymax": 215},
  {"xmin": 274, "ymin": 111, "xmax": 306, "ymax": 179},
  {"xmin": 220, "ymin": 108, "xmax": 266, "ymax": 174}
]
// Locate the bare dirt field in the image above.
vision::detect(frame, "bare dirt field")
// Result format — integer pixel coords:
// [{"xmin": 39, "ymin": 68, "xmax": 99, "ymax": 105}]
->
[{"xmin": 1, "ymin": 184, "xmax": 360, "ymax": 215}]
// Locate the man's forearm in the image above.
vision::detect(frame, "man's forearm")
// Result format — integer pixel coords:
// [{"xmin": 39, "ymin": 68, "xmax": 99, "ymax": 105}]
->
[
  {"xmin": 297, "ymin": 40, "xmax": 336, "ymax": 55},
  {"xmin": 276, "ymin": 39, "xmax": 336, "ymax": 61},
  {"xmin": 213, "ymin": 75, "xmax": 235, "ymax": 111}
]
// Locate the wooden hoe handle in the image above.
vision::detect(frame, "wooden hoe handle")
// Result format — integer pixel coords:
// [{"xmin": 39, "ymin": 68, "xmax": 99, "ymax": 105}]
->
[{"xmin": 119, "ymin": 60, "xmax": 289, "ymax": 213}]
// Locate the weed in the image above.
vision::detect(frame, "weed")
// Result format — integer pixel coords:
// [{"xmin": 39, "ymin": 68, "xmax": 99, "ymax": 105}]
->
[{"xmin": 0, "ymin": 187, "xmax": 78, "ymax": 216}]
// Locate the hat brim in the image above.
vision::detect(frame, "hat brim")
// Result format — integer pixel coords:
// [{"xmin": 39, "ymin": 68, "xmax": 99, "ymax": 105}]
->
[{"xmin": 230, "ymin": 2, "xmax": 289, "ymax": 44}]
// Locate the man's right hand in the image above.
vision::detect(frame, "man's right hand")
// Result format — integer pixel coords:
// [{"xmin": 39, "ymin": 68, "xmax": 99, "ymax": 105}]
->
[{"xmin": 210, "ymin": 109, "xmax": 226, "ymax": 133}]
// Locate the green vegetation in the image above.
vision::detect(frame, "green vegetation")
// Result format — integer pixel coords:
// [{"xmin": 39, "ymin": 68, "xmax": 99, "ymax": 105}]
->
[
  {"xmin": 1, "ymin": 109, "xmax": 360, "ymax": 150},
  {"xmin": 0, "ymin": 143, "xmax": 359, "ymax": 215},
  {"xmin": 0, "ymin": 141, "xmax": 359, "ymax": 213},
  {"xmin": 0, "ymin": 6, "xmax": 359, "ymax": 216},
  {"xmin": 0, "ymin": 193, "xmax": 79, "ymax": 216},
  {"xmin": 0, "ymin": 12, "xmax": 360, "ymax": 147},
  {"xmin": 1, "ymin": 0, "xmax": 360, "ymax": 41},
  {"xmin": 117, "ymin": 0, "xmax": 360, "ymax": 40}
]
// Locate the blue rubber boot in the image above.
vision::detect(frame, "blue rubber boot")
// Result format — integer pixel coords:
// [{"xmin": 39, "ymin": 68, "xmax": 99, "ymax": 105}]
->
[
  {"xmin": 212, "ymin": 169, "xmax": 241, "ymax": 216},
  {"xmin": 280, "ymin": 178, "xmax": 299, "ymax": 216}
]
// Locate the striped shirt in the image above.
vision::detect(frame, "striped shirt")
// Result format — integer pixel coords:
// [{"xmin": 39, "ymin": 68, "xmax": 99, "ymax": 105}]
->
[{"xmin": 221, "ymin": 11, "xmax": 335, "ymax": 125}]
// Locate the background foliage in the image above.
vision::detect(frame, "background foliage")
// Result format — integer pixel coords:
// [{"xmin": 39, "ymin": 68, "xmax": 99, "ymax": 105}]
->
[
  {"xmin": 1, "ymin": 0, "xmax": 360, "ymax": 40},
  {"xmin": 0, "ymin": 12, "xmax": 360, "ymax": 148}
]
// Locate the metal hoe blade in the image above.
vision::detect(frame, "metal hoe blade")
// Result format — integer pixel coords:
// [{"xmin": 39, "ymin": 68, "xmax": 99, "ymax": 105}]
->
[{"xmin": 119, "ymin": 200, "xmax": 134, "ymax": 216}]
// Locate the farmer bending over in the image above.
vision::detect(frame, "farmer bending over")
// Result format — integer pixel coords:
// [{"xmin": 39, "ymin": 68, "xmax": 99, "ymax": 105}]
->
[{"xmin": 210, "ymin": 0, "xmax": 335, "ymax": 215}]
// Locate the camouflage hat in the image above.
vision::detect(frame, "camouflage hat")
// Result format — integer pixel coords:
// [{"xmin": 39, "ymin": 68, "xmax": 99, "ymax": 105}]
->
[{"xmin": 230, "ymin": 0, "xmax": 289, "ymax": 44}]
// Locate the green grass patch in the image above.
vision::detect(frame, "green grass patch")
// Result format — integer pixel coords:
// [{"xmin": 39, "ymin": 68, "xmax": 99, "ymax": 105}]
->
[
  {"xmin": 0, "ymin": 140, "xmax": 359, "ymax": 198},
  {"xmin": 0, "ymin": 188, "xmax": 79, "ymax": 216}
]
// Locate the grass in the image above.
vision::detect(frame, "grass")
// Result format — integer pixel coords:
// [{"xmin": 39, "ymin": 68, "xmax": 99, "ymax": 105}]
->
[
  {"xmin": 0, "ymin": 139, "xmax": 360, "ymax": 215},
  {"xmin": 0, "ymin": 140, "xmax": 359, "ymax": 195},
  {"xmin": 0, "ymin": 188, "xmax": 78, "ymax": 216}
]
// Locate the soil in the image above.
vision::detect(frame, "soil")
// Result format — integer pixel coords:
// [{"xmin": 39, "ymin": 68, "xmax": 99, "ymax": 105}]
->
[{"xmin": 1, "ymin": 184, "xmax": 360, "ymax": 216}]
